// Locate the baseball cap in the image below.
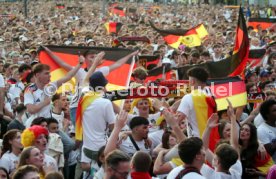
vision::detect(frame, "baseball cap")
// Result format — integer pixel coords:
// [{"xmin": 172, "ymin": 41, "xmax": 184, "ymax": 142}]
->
[{"xmin": 89, "ymin": 71, "xmax": 108, "ymax": 89}]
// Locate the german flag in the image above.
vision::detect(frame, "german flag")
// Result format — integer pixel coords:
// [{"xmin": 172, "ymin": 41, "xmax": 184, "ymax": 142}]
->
[
  {"xmin": 104, "ymin": 22, "xmax": 123, "ymax": 35},
  {"xmin": 177, "ymin": 49, "xmax": 262, "ymax": 79},
  {"xmin": 38, "ymin": 46, "xmax": 135, "ymax": 91},
  {"xmin": 136, "ymin": 55, "xmax": 160, "ymax": 70},
  {"xmin": 110, "ymin": 6, "xmax": 125, "ymax": 17},
  {"xmin": 146, "ymin": 65, "xmax": 175, "ymax": 82},
  {"xmin": 56, "ymin": 3, "xmax": 65, "ymax": 9},
  {"xmin": 150, "ymin": 21, "xmax": 208, "ymax": 48},
  {"xmin": 248, "ymin": 49, "xmax": 266, "ymax": 67},
  {"xmin": 178, "ymin": 7, "xmax": 249, "ymax": 79},
  {"xmin": 191, "ymin": 89, "xmax": 219, "ymax": 151},
  {"xmin": 228, "ymin": 7, "xmax": 250, "ymax": 78},
  {"xmin": 207, "ymin": 77, "xmax": 247, "ymax": 111},
  {"xmin": 248, "ymin": 18, "xmax": 276, "ymax": 30},
  {"xmin": 112, "ymin": 36, "xmax": 150, "ymax": 47}
]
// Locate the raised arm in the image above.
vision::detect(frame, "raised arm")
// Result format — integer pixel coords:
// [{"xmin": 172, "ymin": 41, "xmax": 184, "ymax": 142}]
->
[
  {"xmin": 104, "ymin": 110, "xmax": 128, "ymax": 156},
  {"xmin": 163, "ymin": 109, "xmax": 186, "ymax": 142},
  {"xmin": 227, "ymin": 99, "xmax": 240, "ymax": 157},
  {"xmin": 82, "ymin": 52, "xmax": 105, "ymax": 87},
  {"xmin": 109, "ymin": 50, "xmax": 139, "ymax": 72},
  {"xmin": 42, "ymin": 46, "xmax": 73, "ymax": 71},
  {"xmin": 56, "ymin": 56, "xmax": 84, "ymax": 88},
  {"xmin": 202, "ymin": 113, "xmax": 219, "ymax": 163}
]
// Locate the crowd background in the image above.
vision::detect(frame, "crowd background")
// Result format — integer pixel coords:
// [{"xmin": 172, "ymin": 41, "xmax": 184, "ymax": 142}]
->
[{"xmin": 0, "ymin": 0, "xmax": 275, "ymax": 179}]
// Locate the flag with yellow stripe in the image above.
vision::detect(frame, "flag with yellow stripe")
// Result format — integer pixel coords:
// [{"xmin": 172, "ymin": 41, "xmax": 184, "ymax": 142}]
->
[
  {"xmin": 104, "ymin": 22, "xmax": 123, "ymax": 35},
  {"xmin": 149, "ymin": 21, "xmax": 208, "ymax": 48},
  {"xmin": 75, "ymin": 92, "xmax": 100, "ymax": 140}
]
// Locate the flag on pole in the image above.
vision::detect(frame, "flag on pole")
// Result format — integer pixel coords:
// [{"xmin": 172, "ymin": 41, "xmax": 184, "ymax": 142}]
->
[{"xmin": 229, "ymin": 7, "xmax": 250, "ymax": 78}]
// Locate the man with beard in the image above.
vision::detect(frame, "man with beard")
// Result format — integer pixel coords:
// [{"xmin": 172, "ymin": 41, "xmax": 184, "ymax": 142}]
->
[
  {"xmin": 51, "ymin": 93, "xmax": 69, "ymax": 131},
  {"xmin": 104, "ymin": 150, "xmax": 131, "ymax": 179}
]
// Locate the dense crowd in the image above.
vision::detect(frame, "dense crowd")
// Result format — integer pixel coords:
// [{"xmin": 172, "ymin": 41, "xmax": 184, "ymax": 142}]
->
[{"xmin": 0, "ymin": 0, "xmax": 276, "ymax": 179}]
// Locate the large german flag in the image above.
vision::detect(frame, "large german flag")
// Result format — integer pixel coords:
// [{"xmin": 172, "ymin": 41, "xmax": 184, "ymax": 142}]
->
[
  {"xmin": 110, "ymin": 6, "xmax": 125, "ymax": 17},
  {"xmin": 229, "ymin": 6, "xmax": 249, "ymax": 78},
  {"xmin": 207, "ymin": 77, "xmax": 247, "ymax": 111},
  {"xmin": 177, "ymin": 49, "xmax": 263, "ymax": 79},
  {"xmin": 150, "ymin": 21, "xmax": 208, "ymax": 48},
  {"xmin": 178, "ymin": 7, "xmax": 249, "ymax": 79},
  {"xmin": 38, "ymin": 46, "xmax": 135, "ymax": 91},
  {"xmin": 104, "ymin": 22, "xmax": 123, "ymax": 35},
  {"xmin": 248, "ymin": 18, "xmax": 276, "ymax": 30}
]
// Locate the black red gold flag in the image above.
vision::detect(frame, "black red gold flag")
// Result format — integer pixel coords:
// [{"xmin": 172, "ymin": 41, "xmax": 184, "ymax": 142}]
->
[
  {"xmin": 38, "ymin": 46, "xmax": 134, "ymax": 91},
  {"xmin": 104, "ymin": 22, "xmax": 123, "ymax": 35},
  {"xmin": 248, "ymin": 18, "xmax": 276, "ymax": 30}
]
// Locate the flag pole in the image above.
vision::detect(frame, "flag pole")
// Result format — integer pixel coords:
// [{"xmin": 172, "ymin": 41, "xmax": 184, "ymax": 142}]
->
[{"xmin": 24, "ymin": 0, "xmax": 28, "ymax": 18}]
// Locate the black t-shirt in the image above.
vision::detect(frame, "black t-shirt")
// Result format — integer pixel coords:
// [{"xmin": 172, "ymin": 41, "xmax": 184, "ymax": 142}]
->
[{"xmin": 7, "ymin": 119, "xmax": 25, "ymax": 131}]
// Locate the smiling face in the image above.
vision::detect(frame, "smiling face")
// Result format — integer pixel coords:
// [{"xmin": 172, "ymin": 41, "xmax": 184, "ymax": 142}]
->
[
  {"xmin": 136, "ymin": 99, "xmax": 150, "ymax": 115},
  {"xmin": 240, "ymin": 124, "xmax": 251, "ymax": 141},
  {"xmin": 27, "ymin": 148, "xmax": 44, "ymax": 168}
]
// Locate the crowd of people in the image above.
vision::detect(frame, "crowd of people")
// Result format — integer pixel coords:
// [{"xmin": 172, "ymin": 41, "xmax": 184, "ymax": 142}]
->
[{"xmin": 0, "ymin": 0, "xmax": 276, "ymax": 179}]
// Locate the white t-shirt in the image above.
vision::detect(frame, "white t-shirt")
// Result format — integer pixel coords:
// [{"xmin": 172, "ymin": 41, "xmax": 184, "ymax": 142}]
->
[
  {"xmin": 177, "ymin": 94, "xmax": 198, "ymax": 137},
  {"xmin": 44, "ymin": 153, "xmax": 58, "ymax": 171},
  {"xmin": 257, "ymin": 122, "xmax": 276, "ymax": 162},
  {"xmin": 9, "ymin": 82, "xmax": 24, "ymax": 99},
  {"xmin": 167, "ymin": 166, "xmax": 205, "ymax": 179},
  {"xmin": 82, "ymin": 97, "xmax": 115, "ymax": 151},
  {"xmin": 149, "ymin": 129, "xmax": 164, "ymax": 149},
  {"xmin": 69, "ymin": 67, "xmax": 110, "ymax": 108},
  {"xmin": 52, "ymin": 111, "xmax": 65, "ymax": 130},
  {"xmin": 167, "ymin": 160, "xmax": 242, "ymax": 179},
  {"xmin": 24, "ymin": 82, "xmax": 58, "ymax": 119},
  {"xmin": 5, "ymin": 93, "xmax": 15, "ymax": 113},
  {"xmin": 0, "ymin": 74, "xmax": 4, "ymax": 87},
  {"xmin": 254, "ymin": 113, "xmax": 264, "ymax": 127},
  {"xmin": 119, "ymin": 136, "xmax": 152, "ymax": 157},
  {"xmin": 0, "ymin": 152, "xmax": 19, "ymax": 173}
]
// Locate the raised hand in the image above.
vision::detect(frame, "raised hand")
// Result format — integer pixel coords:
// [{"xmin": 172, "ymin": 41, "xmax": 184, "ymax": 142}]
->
[
  {"xmin": 115, "ymin": 110, "xmax": 128, "ymax": 130},
  {"xmin": 78, "ymin": 55, "xmax": 85, "ymax": 65},
  {"xmin": 163, "ymin": 109, "xmax": 177, "ymax": 128},
  {"xmin": 207, "ymin": 113, "xmax": 219, "ymax": 129},
  {"xmin": 226, "ymin": 98, "xmax": 235, "ymax": 119},
  {"xmin": 94, "ymin": 51, "xmax": 105, "ymax": 66}
]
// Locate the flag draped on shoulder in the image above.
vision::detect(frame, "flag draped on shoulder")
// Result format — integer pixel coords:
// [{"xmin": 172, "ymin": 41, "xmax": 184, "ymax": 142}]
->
[
  {"xmin": 177, "ymin": 7, "xmax": 249, "ymax": 79},
  {"xmin": 104, "ymin": 22, "xmax": 123, "ymax": 35},
  {"xmin": 75, "ymin": 92, "xmax": 100, "ymax": 140},
  {"xmin": 149, "ymin": 21, "xmax": 208, "ymax": 48},
  {"xmin": 38, "ymin": 46, "xmax": 135, "ymax": 91},
  {"xmin": 191, "ymin": 89, "xmax": 219, "ymax": 151}
]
